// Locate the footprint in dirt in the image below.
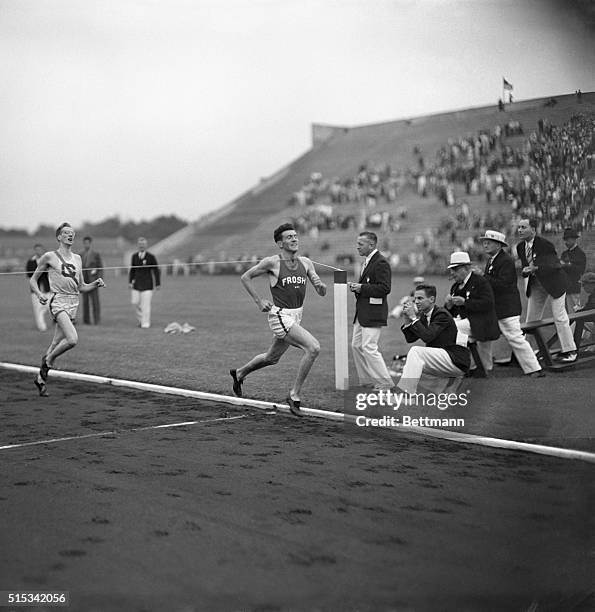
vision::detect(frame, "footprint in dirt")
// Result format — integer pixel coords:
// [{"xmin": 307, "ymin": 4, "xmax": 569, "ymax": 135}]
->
[
  {"xmin": 82, "ymin": 536, "xmax": 105, "ymax": 544},
  {"xmin": 275, "ymin": 508, "xmax": 312, "ymax": 525},
  {"xmin": 184, "ymin": 521, "xmax": 202, "ymax": 531},
  {"xmin": 91, "ymin": 516, "xmax": 110, "ymax": 525},
  {"xmin": 287, "ymin": 552, "xmax": 336, "ymax": 566},
  {"xmin": 152, "ymin": 530, "xmax": 169, "ymax": 537},
  {"xmin": 59, "ymin": 549, "xmax": 87, "ymax": 557}
]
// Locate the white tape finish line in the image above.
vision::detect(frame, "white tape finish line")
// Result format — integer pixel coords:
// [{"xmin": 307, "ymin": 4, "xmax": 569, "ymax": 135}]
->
[{"xmin": 1, "ymin": 362, "xmax": 594, "ymax": 463}]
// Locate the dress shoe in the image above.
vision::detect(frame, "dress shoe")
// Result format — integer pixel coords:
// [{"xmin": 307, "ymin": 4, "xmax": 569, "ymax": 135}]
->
[{"xmin": 527, "ymin": 370, "xmax": 546, "ymax": 378}]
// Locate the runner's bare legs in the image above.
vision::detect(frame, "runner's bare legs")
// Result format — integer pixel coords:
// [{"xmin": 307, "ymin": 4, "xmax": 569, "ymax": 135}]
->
[{"xmin": 235, "ymin": 323, "xmax": 320, "ymax": 402}]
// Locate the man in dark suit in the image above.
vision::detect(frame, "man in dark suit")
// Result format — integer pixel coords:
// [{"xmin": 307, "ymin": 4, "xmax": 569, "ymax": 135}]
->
[
  {"xmin": 80, "ymin": 236, "xmax": 103, "ymax": 324},
  {"xmin": 398, "ymin": 284, "xmax": 470, "ymax": 394},
  {"xmin": 26, "ymin": 243, "xmax": 50, "ymax": 332},
  {"xmin": 560, "ymin": 227, "xmax": 586, "ymax": 313},
  {"xmin": 516, "ymin": 218, "xmax": 577, "ymax": 362},
  {"xmin": 348, "ymin": 231, "xmax": 393, "ymax": 389},
  {"xmin": 481, "ymin": 230, "xmax": 544, "ymax": 377},
  {"xmin": 444, "ymin": 251, "xmax": 500, "ymax": 375},
  {"xmin": 129, "ymin": 237, "xmax": 160, "ymax": 328}
]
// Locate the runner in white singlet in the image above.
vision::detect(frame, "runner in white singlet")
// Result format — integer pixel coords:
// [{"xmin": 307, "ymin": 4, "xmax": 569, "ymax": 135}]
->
[{"xmin": 29, "ymin": 222, "xmax": 106, "ymax": 397}]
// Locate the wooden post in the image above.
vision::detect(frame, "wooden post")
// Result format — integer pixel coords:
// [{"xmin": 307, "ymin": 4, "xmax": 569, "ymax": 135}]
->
[{"xmin": 333, "ymin": 270, "xmax": 349, "ymax": 390}]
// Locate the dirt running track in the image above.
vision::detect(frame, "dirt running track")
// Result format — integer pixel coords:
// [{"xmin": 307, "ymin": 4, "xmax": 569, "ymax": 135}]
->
[{"xmin": 0, "ymin": 370, "xmax": 593, "ymax": 612}]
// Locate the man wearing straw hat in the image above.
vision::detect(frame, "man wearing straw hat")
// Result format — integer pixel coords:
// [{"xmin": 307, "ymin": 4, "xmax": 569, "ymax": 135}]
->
[
  {"xmin": 481, "ymin": 230, "xmax": 545, "ymax": 377},
  {"xmin": 445, "ymin": 251, "xmax": 500, "ymax": 376}
]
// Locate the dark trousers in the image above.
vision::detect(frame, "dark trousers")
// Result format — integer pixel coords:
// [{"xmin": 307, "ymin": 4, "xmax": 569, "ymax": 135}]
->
[{"xmin": 82, "ymin": 289, "xmax": 101, "ymax": 324}]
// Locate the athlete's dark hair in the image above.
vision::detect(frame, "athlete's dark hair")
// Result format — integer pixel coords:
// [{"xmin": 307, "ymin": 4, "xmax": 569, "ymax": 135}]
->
[
  {"xmin": 520, "ymin": 217, "xmax": 538, "ymax": 230},
  {"xmin": 55, "ymin": 222, "xmax": 72, "ymax": 238},
  {"xmin": 274, "ymin": 223, "xmax": 296, "ymax": 243},
  {"xmin": 358, "ymin": 231, "xmax": 378, "ymax": 245},
  {"xmin": 415, "ymin": 284, "xmax": 437, "ymax": 299}
]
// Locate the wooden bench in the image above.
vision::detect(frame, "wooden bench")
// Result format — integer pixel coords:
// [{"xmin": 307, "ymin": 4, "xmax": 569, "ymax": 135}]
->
[{"xmin": 521, "ymin": 308, "xmax": 595, "ymax": 370}]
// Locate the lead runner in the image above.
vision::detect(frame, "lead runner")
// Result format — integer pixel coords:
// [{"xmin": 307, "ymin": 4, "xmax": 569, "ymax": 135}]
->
[
  {"xmin": 229, "ymin": 223, "xmax": 327, "ymax": 415},
  {"xmin": 29, "ymin": 222, "xmax": 106, "ymax": 397}
]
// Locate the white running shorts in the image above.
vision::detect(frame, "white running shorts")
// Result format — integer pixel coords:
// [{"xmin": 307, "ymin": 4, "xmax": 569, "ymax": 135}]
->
[
  {"xmin": 268, "ymin": 306, "xmax": 303, "ymax": 339},
  {"xmin": 49, "ymin": 293, "xmax": 79, "ymax": 322}
]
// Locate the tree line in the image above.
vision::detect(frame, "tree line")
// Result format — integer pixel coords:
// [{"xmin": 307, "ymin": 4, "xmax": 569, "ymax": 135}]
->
[{"xmin": 0, "ymin": 214, "xmax": 188, "ymax": 242}]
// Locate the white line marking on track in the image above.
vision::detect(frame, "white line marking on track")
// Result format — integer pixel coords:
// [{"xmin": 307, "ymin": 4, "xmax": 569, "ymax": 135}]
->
[
  {"xmin": 2, "ymin": 362, "xmax": 594, "ymax": 463},
  {"xmin": 0, "ymin": 415, "xmax": 246, "ymax": 451}
]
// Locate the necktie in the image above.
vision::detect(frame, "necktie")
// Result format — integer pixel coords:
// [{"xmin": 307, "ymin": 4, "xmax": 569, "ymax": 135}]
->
[
  {"xmin": 360, "ymin": 259, "xmax": 367, "ymax": 278},
  {"xmin": 525, "ymin": 242, "xmax": 533, "ymax": 264},
  {"xmin": 420, "ymin": 313, "xmax": 428, "ymax": 326}
]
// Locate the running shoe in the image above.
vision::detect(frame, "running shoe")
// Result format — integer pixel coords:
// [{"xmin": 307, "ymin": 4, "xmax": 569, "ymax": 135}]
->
[
  {"xmin": 286, "ymin": 395, "xmax": 302, "ymax": 417},
  {"xmin": 40, "ymin": 355, "xmax": 50, "ymax": 382},
  {"xmin": 34, "ymin": 377, "xmax": 49, "ymax": 397},
  {"xmin": 229, "ymin": 369, "xmax": 243, "ymax": 397}
]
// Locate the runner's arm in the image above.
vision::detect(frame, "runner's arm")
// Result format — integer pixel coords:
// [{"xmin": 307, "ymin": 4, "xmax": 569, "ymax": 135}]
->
[
  {"xmin": 240, "ymin": 257, "xmax": 277, "ymax": 311},
  {"xmin": 303, "ymin": 257, "xmax": 327, "ymax": 296},
  {"xmin": 78, "ymin": 256, "xmax": 105, "ymax": 292}
]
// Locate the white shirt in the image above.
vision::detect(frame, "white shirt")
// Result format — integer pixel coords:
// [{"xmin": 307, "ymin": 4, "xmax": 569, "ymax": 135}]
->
[{"xmin": 360, "ymin": 249, "xmax": 378, "ymax": 276}]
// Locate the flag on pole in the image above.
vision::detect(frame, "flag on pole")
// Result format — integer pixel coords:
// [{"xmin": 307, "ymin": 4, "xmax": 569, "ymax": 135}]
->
[{"xmin": 503, "ymin": 78, "xmax": 513, "ymax": 91}]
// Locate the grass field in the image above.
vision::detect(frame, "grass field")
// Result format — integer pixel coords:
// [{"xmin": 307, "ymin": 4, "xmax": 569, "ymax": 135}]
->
[
  {"xmin": 1, "ymin": 270, "xmax": 441, "ymax": 409},
  {"xmin": 1, "ymin": 269, "xmax": 591, "ymax": 447}
]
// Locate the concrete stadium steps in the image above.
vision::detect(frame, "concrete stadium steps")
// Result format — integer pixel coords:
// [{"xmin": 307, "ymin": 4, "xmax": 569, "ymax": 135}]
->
[{"xmin": 158, "ymin": 92, "xmax": 595, "ymax": 263}]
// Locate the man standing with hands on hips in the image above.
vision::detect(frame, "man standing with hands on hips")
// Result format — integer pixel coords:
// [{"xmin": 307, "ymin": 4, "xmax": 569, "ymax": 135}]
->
[
  {"xmin": 349, "ymin": 231, "xmax": 393, "ymax": 390},
  {"xmin": 129, "ymin": 237, "xmax": 160, "ymax": 329}
]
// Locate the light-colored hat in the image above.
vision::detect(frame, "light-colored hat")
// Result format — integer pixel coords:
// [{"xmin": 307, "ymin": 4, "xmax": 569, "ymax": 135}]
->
[
  {"xmin": 447, "ymin": 251, "xmax": 472, "ymax": 269},
  {"xmin": 580, "ymin": 271, "xmax": 595, "ymax": 284},
  {"xmin": 413, "ymin": 276, "xmax": 425, "ymax": 284},
  {"xmin": 481, "ymin": 230, "xmax": 508, "ymax": 246}
]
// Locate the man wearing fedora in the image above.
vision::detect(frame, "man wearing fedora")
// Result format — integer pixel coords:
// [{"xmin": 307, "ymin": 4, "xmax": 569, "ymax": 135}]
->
[
  {"xmin": 516, "ymin": 218, "xmax": 577, "ymax": 363},
  {"xmin": 560, "ymin": 227, "xmax": 586, "ymax": 313},
  {"xmin": 445, "ymin": 251, "xmax": 500, "ymax": 376},
  {"xmin": 481, "ymin": 230, "xmax": 544, "ymax": 377}
]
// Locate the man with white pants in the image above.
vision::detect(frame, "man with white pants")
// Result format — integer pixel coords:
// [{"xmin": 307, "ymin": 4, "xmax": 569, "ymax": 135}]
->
[
  {"xmin": 398, "ymin": 284, "xmax": 470, "ymax": 394},
  {"xmin": 349, "ymin": 232, "xmax": 393, "ymax": 390},
  {"xmin": 516, "ymin": 219, "xmax": 577, "ymax": 363},
  {"xmin": 129, "ymin": 237, "xmax": 160, "ymax": 328},
  {"xmin": 481, "ymin": 230, "xmax": 544, "ymax": 377}
]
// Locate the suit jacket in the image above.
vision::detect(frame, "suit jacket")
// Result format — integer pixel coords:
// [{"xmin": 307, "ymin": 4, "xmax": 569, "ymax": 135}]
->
[
  {"xmin": 129, "ymin": 251, "xmax": 160, "ymax": 291},
  {"xmin": 516, "ymin": 236, "xmax": 568, "ymax": 299},
  {"xmin": 447, "ymin": 271, "xmax": 500, "ymax": 341},
  {"xmin": 26, "ymin": 256, "xmax": 50, "ymax": 293},
  {"xmin": 80, "ymin": 249, "xmax": 103, "ymax": 283},
  {"xmin": 484, "ymin": 249, "xmax": 522, "ymax": 319},
  {"xmin": 401, "ymin": 306, "xmax": 470, "ymax": 373},
  {"xmin": 560, "ymin": 245, "xmax": 586, "ymax": 294},
  {"xmin": 353, "ymin": 251, "xmax": 391, "ymax": 327}
]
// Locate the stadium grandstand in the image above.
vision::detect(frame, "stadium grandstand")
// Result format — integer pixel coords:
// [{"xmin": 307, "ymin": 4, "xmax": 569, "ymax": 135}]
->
[{"xmin": 148, "ymin": 91, "xmax": 595, "ymax": 276}]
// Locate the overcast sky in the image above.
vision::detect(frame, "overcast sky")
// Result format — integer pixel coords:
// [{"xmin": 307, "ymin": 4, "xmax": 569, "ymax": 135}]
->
[{"xmin": 1, "ymin": 0, "xmax": 594, "ymax": 233}]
